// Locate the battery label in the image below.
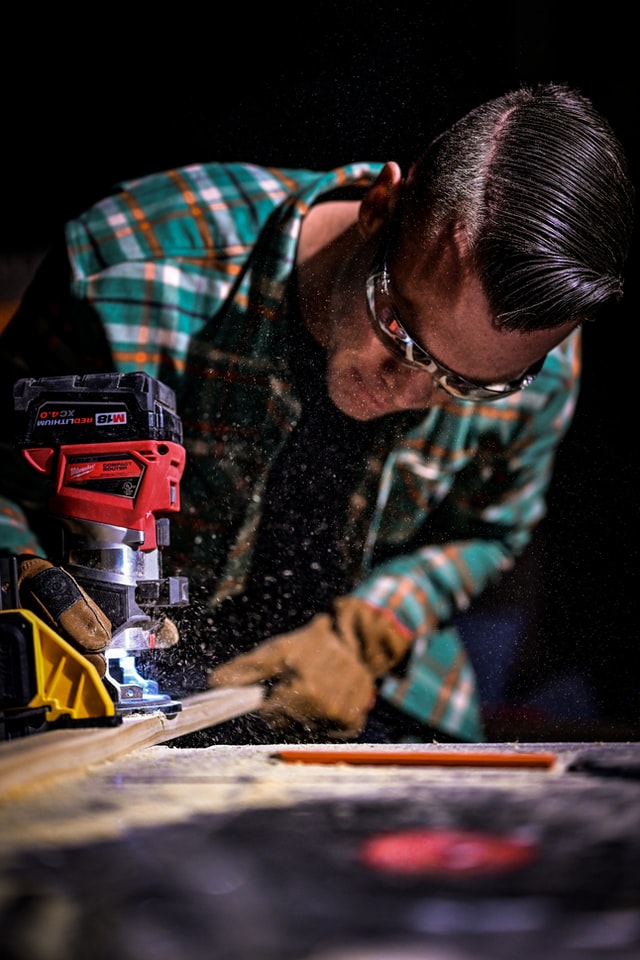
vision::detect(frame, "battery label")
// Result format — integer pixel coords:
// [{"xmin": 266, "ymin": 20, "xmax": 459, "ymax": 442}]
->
[
  {"xmin": 34, "ymin": 403, "xmax": 128, "ymax": 427},
  {"xmin": 96, "ymin": 411, "xmax": 128, "ymax": 426}
]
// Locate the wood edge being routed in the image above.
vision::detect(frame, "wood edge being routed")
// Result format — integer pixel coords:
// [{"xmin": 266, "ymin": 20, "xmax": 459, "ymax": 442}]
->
[{"xmin": 0, "ymin": 685, "xmax": 265, "ymax": 798}]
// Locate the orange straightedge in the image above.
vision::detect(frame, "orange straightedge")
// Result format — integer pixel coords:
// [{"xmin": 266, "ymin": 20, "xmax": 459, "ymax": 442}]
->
[{"xmin": 274, "ymin": 750, "xmax": 557, "ymax": 768}]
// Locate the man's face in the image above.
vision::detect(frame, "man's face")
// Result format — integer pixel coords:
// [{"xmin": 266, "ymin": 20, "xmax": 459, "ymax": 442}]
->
[{"xmin": 323, "ymin": 227, "xmax": 578, "ymax": 421}]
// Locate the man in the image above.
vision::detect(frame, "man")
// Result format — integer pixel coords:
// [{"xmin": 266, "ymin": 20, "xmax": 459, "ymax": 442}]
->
[{"xmin": 0, "ymin": 83, "xmax": 633, "ymax": 744}]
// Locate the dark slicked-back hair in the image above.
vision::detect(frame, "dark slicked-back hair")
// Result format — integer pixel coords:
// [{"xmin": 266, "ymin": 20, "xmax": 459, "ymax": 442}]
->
[{"xmin": 402, "ymin": 83, "xmax": 634, "ymax": 331}]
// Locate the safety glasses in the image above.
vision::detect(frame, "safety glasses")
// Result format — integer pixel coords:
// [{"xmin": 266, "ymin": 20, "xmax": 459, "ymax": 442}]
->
[{"xmin": 365, "ymin": 248, "xmax": 544, "ymax": 402}]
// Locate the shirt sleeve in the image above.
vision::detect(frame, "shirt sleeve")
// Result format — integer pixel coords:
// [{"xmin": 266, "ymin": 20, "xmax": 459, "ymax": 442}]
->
[
  {"xmin": 64, "ymin": 163, "xmax": 308, "ymax": 379},
  {"xmin": 0, "ymin": 496, "xmax": 46, "ymax": 557}
]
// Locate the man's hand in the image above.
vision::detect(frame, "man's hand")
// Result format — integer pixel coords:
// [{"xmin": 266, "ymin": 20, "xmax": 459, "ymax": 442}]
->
[
  {"xmin": 207, "ymin": 598, "xmax": 411, "ymax": 739},
  {"xmin": 17, "ymin": 556, "xmax": 112, "ymax": 677}
]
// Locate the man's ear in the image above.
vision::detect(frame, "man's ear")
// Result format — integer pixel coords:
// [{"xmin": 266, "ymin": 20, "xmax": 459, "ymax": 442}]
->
[{"xmin": 358, "ymin": 162, "xmax": 403, "ymax": 240}]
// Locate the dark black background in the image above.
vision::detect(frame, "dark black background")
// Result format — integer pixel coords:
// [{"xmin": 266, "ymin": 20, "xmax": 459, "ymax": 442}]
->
[{"xmin": 2, "ymin": 4, "xmax": 637, "ymax": 729}]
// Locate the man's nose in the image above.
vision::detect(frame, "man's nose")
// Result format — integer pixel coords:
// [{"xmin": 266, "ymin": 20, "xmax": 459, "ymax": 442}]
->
[{"xmin": 379, "ymin": 356, "xmax": 436, "ymax": 408}]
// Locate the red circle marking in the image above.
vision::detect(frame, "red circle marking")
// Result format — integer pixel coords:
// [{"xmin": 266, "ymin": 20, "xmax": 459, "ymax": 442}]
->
[{"xmin": 359, "ymin": 829, "xmax": 538, "ymax": 876}]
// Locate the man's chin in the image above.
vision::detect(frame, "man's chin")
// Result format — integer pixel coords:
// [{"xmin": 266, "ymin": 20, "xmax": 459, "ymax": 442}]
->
[
  {"xmin": 328, "ymin": 378, "xmax": 432, "ymax": 422},
  {"xmin": 329, "ymin": 390, "xmax": 388, "ymax": 421},
  {"xmin": 327, "ymin": 369, "xmax": 392, "ymax": 421}
]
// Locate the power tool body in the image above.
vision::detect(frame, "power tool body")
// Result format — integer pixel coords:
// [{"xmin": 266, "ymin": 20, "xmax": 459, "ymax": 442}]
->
[{"xmin": 0, "ymin": 372, "xmax": 189, "ymax": 739}]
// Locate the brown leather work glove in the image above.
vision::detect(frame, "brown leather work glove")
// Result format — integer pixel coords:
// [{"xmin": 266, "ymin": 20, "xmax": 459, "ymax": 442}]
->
[
  {"xmin": 17, "ymin": 556, "xmax": 112, "ymax": 677},
  {"xmin": 207, "ymin": 597, "xmax": 411, "ymax": 739}
]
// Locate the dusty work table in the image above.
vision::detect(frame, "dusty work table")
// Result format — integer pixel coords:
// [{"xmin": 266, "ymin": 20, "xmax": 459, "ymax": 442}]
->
[{"xmin": 1, "ymin": 739, "xmax": 640, "ymax": 960}]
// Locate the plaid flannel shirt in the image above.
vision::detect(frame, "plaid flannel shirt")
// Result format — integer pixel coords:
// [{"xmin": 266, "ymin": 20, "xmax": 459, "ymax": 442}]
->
[{"xmin": 0, "ymin": 161, "xmax": 581, "ymax": 740}]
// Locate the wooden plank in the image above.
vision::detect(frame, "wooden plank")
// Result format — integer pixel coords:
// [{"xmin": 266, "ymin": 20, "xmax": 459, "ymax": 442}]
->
[{"xmin": 0, "ymin": 685, "xmax": 264, "ymax": 799}]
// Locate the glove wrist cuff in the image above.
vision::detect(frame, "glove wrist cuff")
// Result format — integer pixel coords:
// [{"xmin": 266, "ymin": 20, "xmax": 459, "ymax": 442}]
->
[{"xmin": 332, "ymin": 596, "xmax": 412, "ymax": 679}]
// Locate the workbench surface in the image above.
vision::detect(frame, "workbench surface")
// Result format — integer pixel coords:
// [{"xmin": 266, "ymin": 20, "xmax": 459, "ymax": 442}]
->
[{"xmin": 1, "ymin": 741, "xmax": 639, "ymax": 959}]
